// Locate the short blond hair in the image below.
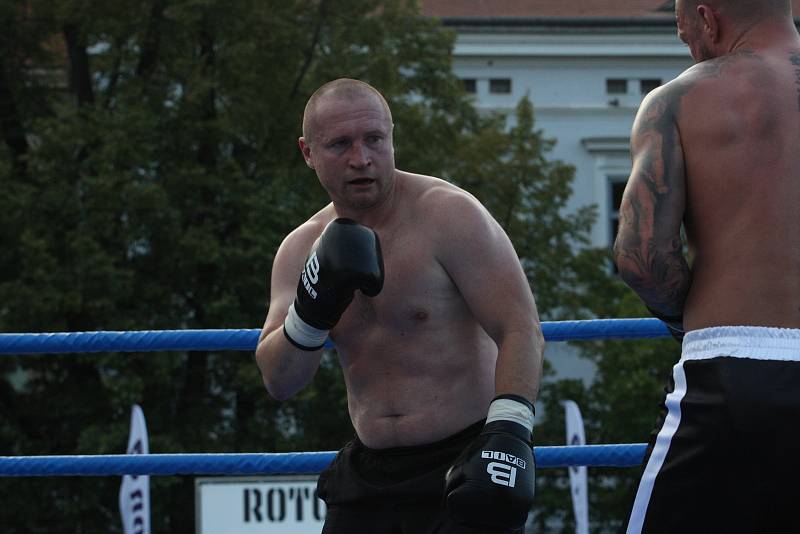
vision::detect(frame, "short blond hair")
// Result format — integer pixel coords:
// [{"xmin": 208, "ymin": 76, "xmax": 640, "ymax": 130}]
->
[{"xmin": 302, "ymin": 79, "xmax": 393, "ymax": 144}]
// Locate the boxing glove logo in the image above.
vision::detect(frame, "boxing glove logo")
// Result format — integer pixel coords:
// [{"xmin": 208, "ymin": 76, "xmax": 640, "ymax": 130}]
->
[
  {"xmin": 486, "ymin": 462, "xmax": 517, "ymax": 488},
  {"xmin": 301, "ymin": 253, "xmax": 320, "ymax": 299},
  {"xmin": 481, "ymin": 450, "xmax": 527, "ymax": 469},
  {"xmin": 482, "ymin": 450, "xmax": 527, "ymax": 488}
]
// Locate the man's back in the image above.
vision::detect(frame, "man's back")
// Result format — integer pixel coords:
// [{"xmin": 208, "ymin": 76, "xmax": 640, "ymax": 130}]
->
[
  {"xmin": 617, "ymin": 5, "xmax": 800, "ymax": 532},
  {"xmin": 676, "ymin": 46, "xmax": 800, "ymax": 329}
]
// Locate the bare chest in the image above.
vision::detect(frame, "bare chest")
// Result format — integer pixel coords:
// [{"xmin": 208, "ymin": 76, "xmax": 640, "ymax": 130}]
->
[{"xmin": 334, "ymin": 229, "xmax": 466, "ymax": 336}]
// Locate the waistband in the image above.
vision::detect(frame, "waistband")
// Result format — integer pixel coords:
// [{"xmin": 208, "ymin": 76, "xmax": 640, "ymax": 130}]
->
[{"xmin": 682, "ymin": 326, "xmax": 800, "ymax": 362}]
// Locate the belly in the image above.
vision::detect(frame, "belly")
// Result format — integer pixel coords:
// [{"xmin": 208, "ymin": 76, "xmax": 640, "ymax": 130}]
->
[{"xmin": 331, "ymin": 323, "xmax": 497, "ymax": 448}]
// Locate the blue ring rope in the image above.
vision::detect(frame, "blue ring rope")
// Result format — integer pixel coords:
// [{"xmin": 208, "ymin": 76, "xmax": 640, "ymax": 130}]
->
[
  {"xmin": 0, "ymin": 318, "xmax": 668, "ymax": 355},
  {"xmin": 0, "ymin": 444, "xmax": 647, "ymax": 476},
  {"xmin": 0, "ymin": 319, "xmax": 658, "ymax": 476}
]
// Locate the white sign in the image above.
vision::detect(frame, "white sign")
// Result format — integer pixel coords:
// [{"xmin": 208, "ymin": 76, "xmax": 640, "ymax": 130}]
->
[
  {"xmin": 562, "ymin": 400, "xmax": 589, "ymax": 534},
  {"xmin": 119, "ymin": 404, "xmax": 150, "ymax": 534},
  {"xmin": 196, "ymin": 476, "xmax": 326, "ymax": 534}
]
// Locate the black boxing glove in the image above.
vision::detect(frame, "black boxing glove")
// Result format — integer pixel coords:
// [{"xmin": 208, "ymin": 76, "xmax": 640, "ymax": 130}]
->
[
  {"xmin": 647, "ymin": 306, "xmax": 685, "ymax": 343},
  {"xmin": 283, "ymin": 218, "xmax": 384, "ymax": 350},
  {"xmin": 445, "ymin": 395, "xmax": 536, "ymax": 530}
]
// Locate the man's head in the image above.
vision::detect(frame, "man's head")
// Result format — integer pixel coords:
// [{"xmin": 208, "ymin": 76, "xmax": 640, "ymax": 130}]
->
[
  {"xmin": 675, "ymin": 0, "xmax": 793, "ymax": 62},
  {"xmin": 301, "ymin": 79, "xmax": 394, "ymax": 147},
  {"xmin": 298, "ymin": 79, "xmax": 396, "ymax": 212}
]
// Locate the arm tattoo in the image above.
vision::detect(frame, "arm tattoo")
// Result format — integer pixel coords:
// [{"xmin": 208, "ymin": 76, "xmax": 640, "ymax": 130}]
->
[
  {"xmin": 615, "ymin": 53, "xmax": 758, "ymax": 315},
  {"xmin": 615, "ymin": 88, "xmax": 690, "ymax": 316}
]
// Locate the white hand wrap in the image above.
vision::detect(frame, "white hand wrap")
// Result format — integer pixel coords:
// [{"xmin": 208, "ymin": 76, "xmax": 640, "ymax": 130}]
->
[
  {"xmin": 283, "ymin": 302, "xmax": 329, "ymax": 350},
  {"xmin": 486, "ymin": 397, "xmax": 535, "ymax": 434}
]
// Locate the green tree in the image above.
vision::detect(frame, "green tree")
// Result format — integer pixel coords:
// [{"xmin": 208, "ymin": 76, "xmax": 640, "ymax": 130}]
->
[
  {"xmin": 0, "ymin": 0, "xmax": 506, "ymax": 532},
  {"xmin": 0, "ymin": 0, "xmax": 664, "ymax": 532}
]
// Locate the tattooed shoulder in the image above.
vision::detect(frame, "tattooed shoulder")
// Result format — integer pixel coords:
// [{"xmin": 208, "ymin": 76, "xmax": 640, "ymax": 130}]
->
[
  {"xmin": 633, "ymin": 82, "xmax": 684, "ymax": 136},
  {"xmin": 678, "ymin": 49, "xmax": 761, "ymax": 84},
  {"xmin": 646, "ymin": 50, "xmax": 764, "ymax": 123}
]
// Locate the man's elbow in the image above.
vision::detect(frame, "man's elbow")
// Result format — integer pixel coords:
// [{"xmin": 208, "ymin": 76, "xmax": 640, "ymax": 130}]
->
[
  {"xmin": 611, "ymin": 237, "xmax": 627, "ymax": 271},
  {"xmin": 612, "ymin": 241, "xmax": 645, "ymax": 287},
  {"xmin": 261, "ymin": 374, "xmax": 297, "ymax": 402},
  {"xmin": 255, "ymin": 349, "xmax": 297, "ymax": 402},
  {"xmin": 615, "ymin": 261, "xmax": 651, "ymax": 295}
]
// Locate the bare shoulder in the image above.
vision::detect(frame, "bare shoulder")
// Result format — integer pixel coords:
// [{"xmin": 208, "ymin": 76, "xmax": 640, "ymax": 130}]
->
[
  {"xmin": 667, "ymin": 50, "xmax": 770, "ymax": 99},
  {"xmin": 271, "ymin": 205, "xmax": 335, "ymax": 290},
  {"xmin": 399, "ymin": 171, "xmax": 506, "ymax": 251},
  {"xmin": 398, "ymin": 173, "xmax": 533, "ymax": 329},
  {"xmin": 685, "ymin": 50, "xmax": 762, "ymax": 78},
  {"xmin": 635, "ymin": 62, "xmax": 709, "ymax": 118},
  {"xmin": 408, "ymin": 172, "xmax": 491, "ymax": 227},
  {"xmin": 630, "ymin": 64, "xmax": 709, "ymax": 135},
  {"xmin": 642, "ymin": 52, "xmax": 751, "ymax": 105},
  {"xmin": 263, "ymin": 205, "xmax": 335, "ymax": 329}
]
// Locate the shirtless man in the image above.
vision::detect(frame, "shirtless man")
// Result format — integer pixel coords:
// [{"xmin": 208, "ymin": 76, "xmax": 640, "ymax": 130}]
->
[
  {"xmin": 613, "ymin": 1, "xmax": 800, "ymax": 532},
  {"xmin": 255, "ymin": 79, "xmax": 544, "ymax": 533}
]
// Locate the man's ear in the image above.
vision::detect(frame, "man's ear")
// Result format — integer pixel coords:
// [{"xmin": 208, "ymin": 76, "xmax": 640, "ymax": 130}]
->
[
  {"xmin": 697, "ymin": 4, "xmax": 720, "ymax": 43},
  {"xmin": 298, "ymin": 137, "xmax": 315, "ymax": 169}
]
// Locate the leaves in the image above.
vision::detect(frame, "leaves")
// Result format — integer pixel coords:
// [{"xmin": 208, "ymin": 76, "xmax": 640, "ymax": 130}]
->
[{"xmin": 0, "ymin": 0, "xmax": 665, "ymax": 531}]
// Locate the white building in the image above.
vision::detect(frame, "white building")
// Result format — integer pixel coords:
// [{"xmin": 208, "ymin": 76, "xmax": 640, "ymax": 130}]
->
[{"xmin": 422, "ymin": 0, "xmax": 695, "ymax": 250}]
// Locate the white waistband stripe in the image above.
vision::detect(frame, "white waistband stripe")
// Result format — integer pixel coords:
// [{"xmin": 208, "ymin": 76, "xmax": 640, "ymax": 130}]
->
[{"xmin": 682, "ymin": 326, "xmax": 800, "ymax": 362}]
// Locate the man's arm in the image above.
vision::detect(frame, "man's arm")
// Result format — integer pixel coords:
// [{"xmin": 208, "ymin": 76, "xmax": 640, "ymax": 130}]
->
[
  {"xmin": 255, "ymin": 217, "xmax": 384, "ymax": 400},
  {"xmin": 613, "ymin": 85, "xmax": 691, "ymax": 320},
  {"xmin": 436, "ymin": 189, "xmax": 542, "ymax": 530},
  {"xmin": 255, "ymin": 223, "xmax": 326, "ymax": 401},
  {"xmin": 435, "ymin": 190, "xmax": 544, "ymax": 402}
]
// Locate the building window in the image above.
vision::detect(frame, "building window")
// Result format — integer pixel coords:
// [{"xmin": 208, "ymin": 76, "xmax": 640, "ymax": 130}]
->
[
  {"xmin": 606, "ymin": 79, "xmax": 628, "ymax": 95},
  {"xmin": 489, "ymin": 78, "xmax": 512, "ymax": 94},
  {"xmin": 462, "ymin": 78, "xmax": 477, "ymax": 94},
  {"xmin": 640, "ymin": 79, "xmax": 662, "ymax": 95}
]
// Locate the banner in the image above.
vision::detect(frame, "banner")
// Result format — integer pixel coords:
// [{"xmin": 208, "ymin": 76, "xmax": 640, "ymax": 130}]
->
[
  {"xmin": 119, "ymin": 404, "xmax": 151, "ymax": 534},
  {"xmin": 562, "ymin": 400, "xmax": 589, "ymax": 534}
]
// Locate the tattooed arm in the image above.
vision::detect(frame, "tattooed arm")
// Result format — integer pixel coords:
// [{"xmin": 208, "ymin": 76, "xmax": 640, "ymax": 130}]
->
[{"xmin": 613, "ymin": 85, "xmax": 691, "ymax": 321}]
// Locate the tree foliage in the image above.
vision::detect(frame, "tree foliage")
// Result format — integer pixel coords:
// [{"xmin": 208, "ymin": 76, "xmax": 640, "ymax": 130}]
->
[{"xmin": 0, "ymin": 0, "xmax": 673, "ymax": 532}]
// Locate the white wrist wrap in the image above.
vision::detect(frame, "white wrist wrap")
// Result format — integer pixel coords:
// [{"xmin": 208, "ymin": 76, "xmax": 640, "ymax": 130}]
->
[
  {"xmin": 283, "ymin": 303, "xmax": 329, "ymax": 350},
  {"xmin": 487, "ymin": 398, "xmax": 535, "ymax": 433}
]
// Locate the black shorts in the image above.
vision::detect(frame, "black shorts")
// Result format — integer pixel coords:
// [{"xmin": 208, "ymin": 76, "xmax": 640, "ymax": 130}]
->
[
  {"xmin": 625, "ymin": 326, "xmax": 800, "ymax": 534},
  {"xmin": 317, "ymin": 420, "xmax": 523, "ymax": 534}
]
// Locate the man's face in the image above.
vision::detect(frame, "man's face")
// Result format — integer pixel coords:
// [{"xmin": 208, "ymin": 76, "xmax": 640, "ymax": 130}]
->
[
  {"xmin": 676, "ymin": 0, "xmax": 715, "ymax": 62},
  {"xmin": 300, "ymin": 93, "xmax": 395, "ymax": 212}
]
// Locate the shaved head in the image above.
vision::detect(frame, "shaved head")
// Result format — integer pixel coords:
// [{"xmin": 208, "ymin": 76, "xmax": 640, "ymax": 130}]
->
[{"xmin": 302, "ymin": 79, "xmax": 393, "ymax": 145}]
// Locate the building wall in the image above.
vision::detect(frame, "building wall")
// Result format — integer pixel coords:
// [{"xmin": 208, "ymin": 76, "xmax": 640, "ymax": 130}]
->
[{"xmin": 449, "ymin": 28, "xmax": 693, "ymax": 247}]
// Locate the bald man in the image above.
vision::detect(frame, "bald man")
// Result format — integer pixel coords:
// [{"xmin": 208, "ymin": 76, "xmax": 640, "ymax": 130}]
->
[
  {"xmin": 255, "ymin": 79, "xmax": 544, "ymax": 533},
  {"xmin": 613, "ymin": 1, "xmax": 800, "ymax": 532}
]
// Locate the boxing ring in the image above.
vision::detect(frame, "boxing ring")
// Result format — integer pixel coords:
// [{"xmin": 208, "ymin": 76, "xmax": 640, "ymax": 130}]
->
[{"xmin": 0, "ymin": 318, "xmax": 666, "ymax": 477}]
